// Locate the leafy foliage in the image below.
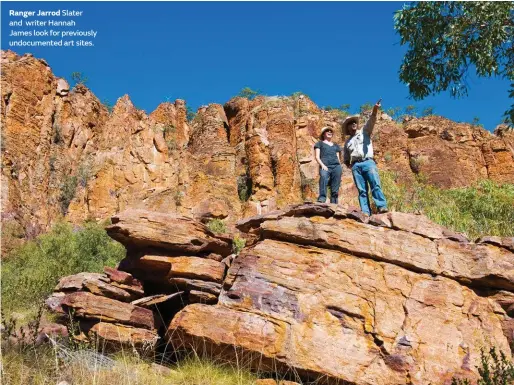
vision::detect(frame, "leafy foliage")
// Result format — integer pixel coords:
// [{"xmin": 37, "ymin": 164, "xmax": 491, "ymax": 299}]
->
[
  {"xmin": 232, "ymin": 235, "xmax": 246, "ymax": 255},
  {"xmin": 206, "ymin": 219, "xmax": 227, "ymax": 234},
  {"xmin": 52, "ymin": 124, "xmax": 63, "ymax": 144},
  {"xmin": 291, "ymin": 91, "xmax": 309, "ymax": 99},
  {"xmin": 161, "ymin": 124, "xmax": 178, "ymax": 152},
  {"xmin": 359, "ymin": 102, "xmax": 373, "ymax": 114},
  {"xmin": 59, "ymin": 174, "xmax": 78, "ymax": 215},
  {"xmin": 70, "ymin": 72, "xmax": 88, "ymax": 86},
  {"xmin": 186, "ymin": 106, "xmax": 196, "ymax": 121},
  {"xmin": 421, "ymin": 106, "xmax": 435, "ymax": 116},
  {"xmin": 102, "ymin": 99, "xmax": 114, "ymax": 114},
  {"xmin": 472, "ymin": 116, "xmax": 485, "ymax": 128},
  {"xmin": 238, "ymin": 87, "xmax": 260, "ymax": 100},
  {"xmin": 385, "ymin": 106, "xmax": 403, "ymax": 121},
  {"xmin": 452, "ymin": 347, "xmax": 514, "ymax": 385},
  {"xmin": 404, "ymin": 105, "xmax": 417, "ymax": 117},
  {"xmin": 380, "ymin": 171, "xmax": 514, "ymax": 239},
  {"xmin": 394, "ymin": 2, "xmax": 514, "ymax": 123},
  {"xmin": 325, "ymin": 104, "xmax": 351, "ymax": 118},
  {"xmin": 2, "ymin": 222, "xmax": 125, "ymax": 313},
  {"xmin": 237, "ymin": 175, "xmax": 252, "ymax": 202}
]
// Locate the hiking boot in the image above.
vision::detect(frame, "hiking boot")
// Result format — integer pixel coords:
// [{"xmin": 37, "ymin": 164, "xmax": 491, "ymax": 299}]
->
[{"xmin": 377, "ymin": 207, "xmax": 389, "ymax": 214}]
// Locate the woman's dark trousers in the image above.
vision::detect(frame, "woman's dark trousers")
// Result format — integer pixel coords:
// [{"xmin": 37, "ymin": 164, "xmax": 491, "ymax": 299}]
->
[{"xmin": 317, "ymin": 164, "xmax": 342, "ymax": 204}]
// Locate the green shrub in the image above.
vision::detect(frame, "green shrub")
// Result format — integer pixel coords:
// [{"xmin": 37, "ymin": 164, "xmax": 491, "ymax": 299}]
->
[
  {"xmin": 385, "ymin": 106, "xmax": 403, "ymax": 121},
  {"xmin": 452, "ymin": 347, "xmax": 514, "ymax": 385},
  {"xmin": 291, "ymin": 91, "xmax": 307, "ymax": 99},
  {"xmin": 380, "ymin": 171, "xmax": 514, "ymax": 239},
  {"xmin": 70, "ymin": 72, "xmax": 88, "ymax": 86},
  {"xmin": 102, "ymin": 99, "xmax": 114, "ymax": 114},
  {"xmin": 232, "ymin": 235, "xmax": 246, "ymax": 255},
  {"xmin": 421, "ymin": 106, "xmax": 435, "ymax": 116},
  {"xmin": 237, "ymin": 175, "xmax": 252, "ymax": 202},
  {"xmin": 166, "ymin": 138, "xmax": 177, "ymax": 152},
  {"xmin": 186, "ymin": 106, "xmax": 196, "ymax": 121},
  {"xmin": 1, "ymin": 221, "xmax": 125, "ymax": 314},
  {"xmin": 404, "ymin": 105, "xmax": 417, "ymax": 117},
  {"xmin": 238, "ymin": 87, "xmax": 260, "ymax": 100},
  {"xmin": 359, "ymin": 102, "xmax": 373, "ymax": 114},
  {"xmin": 325, "ymin": 104, "xmax": 351, "ymax": 119},
  {"xmin": 59, "ymin": 174, "xmax": 78, "ymax": 214},
  {"xmin": 206, "ymin": 219, "xmax": 227, "ymax": 234},
  {"xmin": 53, "ymin": 124, "xmax": 63, "ymax": 144},
  {"xmin": 78, "ymin": 161, "xmax": 93, "ymax": 188}
]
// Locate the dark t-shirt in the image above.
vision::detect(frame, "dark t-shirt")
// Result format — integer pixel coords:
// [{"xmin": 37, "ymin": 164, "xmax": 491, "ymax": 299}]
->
[{"xmin": 314, "ymin": 141, "xmax": 342, "ymax": 167}]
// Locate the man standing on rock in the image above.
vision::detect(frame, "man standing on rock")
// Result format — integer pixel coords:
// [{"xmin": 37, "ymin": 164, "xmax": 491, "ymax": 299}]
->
[
  {"xmin": 342, "ymin": 100, "xmax": 388, "ymax": 215},
  {"xmin": 314, "ymin": 127, "xmax": 343, "ymax": 204}
]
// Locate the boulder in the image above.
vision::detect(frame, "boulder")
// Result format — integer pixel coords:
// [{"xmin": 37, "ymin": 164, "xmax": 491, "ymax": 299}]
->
[
  {"xmin": 56, "ymin": 78, "xmax": 69, "ymax": 96},
  {"xmin": 61, "ymin": 292, "xmax": 156, "ymax": 329},
  {"xmin": 136, "ymin": 255, "xmax": 225, "ymax": 283},
  {"xmin": 388, "ymin": 211, "xmax": 467, "ymax": 241},
  {"xmin": 168, "ymin": 238, "xmax": 510, "ymax": 385},
  {"xmin": 167, "ymin": 207, "xmax": 514, "ymax": 385},
  {"xmin": 477, "ymin": 236, "xmax": 514, "ymax": 252},
  {"xmin": 104, "ymin": 266, "xmax": 143, "ymax": 287},
  {"xmin": 188, "ymin": 290, "xmax": 217, "ymax": 304},
  {"xmin": 259, "ymin": 215, "xmax": 514, "ymax": 291},
  {"xmin": 89, "ymin": 322, "xmax": 159, "ymax": 351},
  {"xmin": 168, "ymin": 278, "xmax": 222, "ymax": 296},
  {"xmin": 106, "ymin": 209, "xmax": 232, "ymax": 256},
  {"xmin": 55, "ymin": 272, "xmax": 138, "ymax": 302}
]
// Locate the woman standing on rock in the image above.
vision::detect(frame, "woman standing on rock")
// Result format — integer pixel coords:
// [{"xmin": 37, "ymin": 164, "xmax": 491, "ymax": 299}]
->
[{"xmin": 314, "ymin": 127, "xmax": 343, "ymax": 204}]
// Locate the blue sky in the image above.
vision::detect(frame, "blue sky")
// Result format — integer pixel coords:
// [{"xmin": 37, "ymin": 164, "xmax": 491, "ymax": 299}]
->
[{"xmin": 2, "ymin": 1, "xmax": 511, "ymax": 131}]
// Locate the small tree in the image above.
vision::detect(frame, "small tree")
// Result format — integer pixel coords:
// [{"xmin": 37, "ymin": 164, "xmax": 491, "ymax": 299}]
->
[
  {"xmin": 70, "ymin": 72, "xmax": 88, "ymax": 86},
  {"xmin": 206, "ymin": 219, "xmax": 227, "ymax": 234},
  {"xmin": 359, "ymin": 102, "xmax": 373, "ymax": 114},
  {"xmin": 340, "ymin": 104, "xmax": 351, "ymax": 113},
  {"xmin": 421, "ymin": 106, "xmax": 435, "ymax": 116},
  {"xmin": 291, "ymin": 91, "xmax": 307, "ymax": 99},
  {"xmin": 102, "ymin": 99, "xmax": 114, "ymax": 114},
  {"xmin": 238, "ymin": 87, "xmax": 260, "ymax": 100},
  {"xmin": 404, "ymin": 105, "xmax": 417, "ymax": 117},
  {"xmin": 386, "ymin": 106, "xmax": 403, "ymax": 121},
  {"xmin": 394, "ymin": 2, "xmax": 514, "ymax": 124},
  {"xmin": 186, "ymin": 106, "xmax": 196, "ymax": 121}
]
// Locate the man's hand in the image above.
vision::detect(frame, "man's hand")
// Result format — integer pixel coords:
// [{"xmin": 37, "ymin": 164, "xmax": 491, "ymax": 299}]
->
[
  {"xmin": 321, "ymin": 164, "xmax": 328, "ymax": 171},
  {"xmin": 372, "ymin": 99, "xmax": 382, "ymax": 115}
]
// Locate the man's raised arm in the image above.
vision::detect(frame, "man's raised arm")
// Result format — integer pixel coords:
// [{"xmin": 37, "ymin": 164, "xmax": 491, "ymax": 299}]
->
[{"xmin": 363, "ymin": 99, "xmax": 382, "ymax": 135}]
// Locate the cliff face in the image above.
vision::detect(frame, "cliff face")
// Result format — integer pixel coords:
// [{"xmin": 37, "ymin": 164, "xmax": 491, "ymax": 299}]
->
[
  {"xmin": 46, "ymin": 205, "xmax": 514, "ymax": 385},
  {"xmin": 2, "ymin": 50, "xmax": 514, "ymax": 235}
]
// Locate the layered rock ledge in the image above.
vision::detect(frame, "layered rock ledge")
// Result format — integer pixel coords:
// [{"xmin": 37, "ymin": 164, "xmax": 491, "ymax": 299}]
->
[
  {"xmin": 46, "ymin": 205, "xmax": 514, "ymax": 384},
  {"xmin": 47, "ymin": 209, "xmax": 234, "ymax": 352},
  {"xmin": 167, "ymin": 204, "xmax": 514, "ymax": 385}
]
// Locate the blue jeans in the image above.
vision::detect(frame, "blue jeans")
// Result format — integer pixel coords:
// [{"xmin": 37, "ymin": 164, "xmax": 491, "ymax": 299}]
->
[
  {"xmin": 318, "ymin": 164, "xmax": 342, "ymax": 204},
  {"xmin": 351, "ymin": 159, "xmax": 387, "ymax": 215}
]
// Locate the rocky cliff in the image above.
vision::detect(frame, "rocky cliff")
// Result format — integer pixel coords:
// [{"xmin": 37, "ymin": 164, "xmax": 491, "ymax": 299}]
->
[
  {"xmin": 2, "ymin": 50, "xmax": 514, "ymax": 237},
  {"xmin": 46, "ymin": 204, "xmax": 514, "ymax": 385}
]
